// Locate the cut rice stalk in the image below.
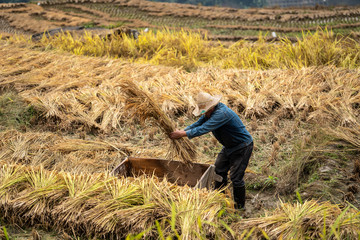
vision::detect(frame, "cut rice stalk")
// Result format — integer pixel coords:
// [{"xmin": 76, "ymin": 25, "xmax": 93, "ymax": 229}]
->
[{"xmin": 118, "ymin": 79, "xmax": 196, "ymax": 164}]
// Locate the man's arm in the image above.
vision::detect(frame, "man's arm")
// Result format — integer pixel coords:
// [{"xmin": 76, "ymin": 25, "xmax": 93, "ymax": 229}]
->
[
  {"xmin": 186, "ymin": 110, "xmax": 232, "ymax": 139},
  {"xmin": 184, "ymin": 115, "xmax": 206, "ymax": 131},
  {"xmin": 170, "ymin": 115, "xmax": 207, "ymax": 140},
  {"xmin": 169, "ymin": 115, "xmax": 206, "ymax": 139}
]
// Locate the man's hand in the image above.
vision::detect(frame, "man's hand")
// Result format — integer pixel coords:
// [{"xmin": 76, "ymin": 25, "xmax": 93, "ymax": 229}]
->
[{"xmin": 169, "ymin": 130, "xmax": 187, "ymax": 139}]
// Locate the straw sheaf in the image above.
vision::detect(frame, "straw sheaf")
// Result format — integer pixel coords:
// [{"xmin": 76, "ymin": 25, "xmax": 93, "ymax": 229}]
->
[
  {"xmin": 232, "ymin": 200, "xmax": 360, "ymax": 239},
  {"xmin": 327, "ymin": 122, "xmax": 360, "ymax": 150},
  {"xmin": 0, "ymin": 164, "xmax": 26, "ymax": 210},
  {"xmin": 0, "ymin": 164, "xmax": 227, "ymax": 239},
  {"xmin": 118, "ymin": 79, "xmax": 197, "ymax": 163},
  {"xmin": 12, "ymin": 167, "xmax": 67, "ymax": 225},
  {"xmin": 0, "ymin": 130, "xmax": 131, "ymax": 174}
]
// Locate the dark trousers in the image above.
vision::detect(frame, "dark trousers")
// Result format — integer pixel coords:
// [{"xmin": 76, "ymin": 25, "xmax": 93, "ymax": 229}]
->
[{"xmin": 214, "ymin": 142, "xmax": 253, "ymax": 189}]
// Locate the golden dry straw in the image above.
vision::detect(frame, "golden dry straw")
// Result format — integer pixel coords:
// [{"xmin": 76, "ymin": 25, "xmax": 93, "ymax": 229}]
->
[
  {"xmin": 327, "ymin": 122, "xmax": 360, "ymax": 149},
  {"xmin": 118, "ymin": 79, "xmax": 196, "ymax": 164},
  {"xmin": 232, "ymin": 199, "xmax": 360, "ymax": 239},
  {"xmin": 1, "ymin": 41, "xmax": 360, "ymax": 130},
  {"xmin": 0, "ymin": 163, "xmax": 227, "ymax": 239},
  {"xmin": 0, "ymin": 130, "xmax": 131, "ymax": 174}
]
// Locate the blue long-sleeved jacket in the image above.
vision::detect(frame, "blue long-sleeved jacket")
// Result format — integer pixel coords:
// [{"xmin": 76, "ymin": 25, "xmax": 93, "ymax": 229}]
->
[{"xmin": 185, "ymin": 103, "xmax": 253, "ymax": 155}]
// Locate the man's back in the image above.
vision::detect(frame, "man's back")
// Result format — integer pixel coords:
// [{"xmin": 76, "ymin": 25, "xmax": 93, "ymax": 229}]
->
[{"xmin": 211, "ymin": 103, "xmax": 253, "ymax": 152}]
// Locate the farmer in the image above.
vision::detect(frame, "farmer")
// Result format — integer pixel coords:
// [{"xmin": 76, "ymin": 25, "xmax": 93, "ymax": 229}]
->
[{"xmin": 170, "ymin": 92, "xmax": 253, "ymax": 210}]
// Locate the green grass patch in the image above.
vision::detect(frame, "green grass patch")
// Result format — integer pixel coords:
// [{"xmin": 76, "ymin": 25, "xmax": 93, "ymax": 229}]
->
[
  {"xmin": 82, "ymin": 20, "xmax": 98, "ymax": 28},
  {"xmin": 0, "ymin": 91, "xmax": 38, "ymax": 130}
]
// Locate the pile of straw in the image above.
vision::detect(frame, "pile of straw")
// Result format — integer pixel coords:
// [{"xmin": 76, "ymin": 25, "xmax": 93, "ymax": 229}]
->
[
  {"xmin": 119, "ymin": 79, "xmax": 196, "ymax": 163},
  {"xmin": 328, "ymin": 122, "xmax": 360, "ymax": 150},
  {"xmin": 232, "ymin": 200, "xmax": 360, "ymax": 239},
  {"xmin": 0, "ymin": 164, "xmax": 227, "ymax": 239},
  {"xmin": 0, "ymin": 130, "xmax": 130, "ymax": 174},
  {"xmin": 2, "ymin": 44, "xmax": 359, "ymax": 131}
]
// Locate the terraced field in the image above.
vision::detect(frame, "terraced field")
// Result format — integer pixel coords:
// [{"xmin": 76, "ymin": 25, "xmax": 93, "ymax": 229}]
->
[{"xmin": 1, "ymin": 0, "xmax": 360, "ymax": 41}]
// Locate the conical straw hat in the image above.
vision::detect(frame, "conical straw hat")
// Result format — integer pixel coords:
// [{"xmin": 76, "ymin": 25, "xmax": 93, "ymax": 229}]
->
[{"xmin": 193, "ymin": 92, "xmax": 222, "ymax": 116}]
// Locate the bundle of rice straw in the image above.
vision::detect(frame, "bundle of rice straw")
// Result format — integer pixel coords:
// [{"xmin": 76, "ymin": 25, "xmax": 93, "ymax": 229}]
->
[{"xmin": 119, "ymin": 79, "xmax": 196, "ymax": 164}]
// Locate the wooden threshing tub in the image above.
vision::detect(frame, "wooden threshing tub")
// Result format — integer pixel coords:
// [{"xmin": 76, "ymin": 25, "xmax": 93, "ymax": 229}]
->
[{"xmin": 111, "ymin": 157, "xmax": 222, "ymax": 189}]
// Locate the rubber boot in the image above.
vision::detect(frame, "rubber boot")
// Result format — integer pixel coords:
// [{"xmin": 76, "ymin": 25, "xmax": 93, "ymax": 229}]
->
[{"xmin": 233, "ymin": 185, "xmax": 246, "ymax": 210}]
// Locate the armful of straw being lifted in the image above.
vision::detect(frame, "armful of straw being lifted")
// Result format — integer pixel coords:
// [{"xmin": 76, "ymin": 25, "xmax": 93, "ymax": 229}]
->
[{"xmin": 169, "ymin": 130, "xmax": 187, "ymax": 139}]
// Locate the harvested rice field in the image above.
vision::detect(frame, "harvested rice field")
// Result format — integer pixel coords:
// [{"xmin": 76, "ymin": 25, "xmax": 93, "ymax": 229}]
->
[
  {"xmin": 2, "ymin": 0, "xmax": 360, "ymax": 41},
  {"xmin": 1, "ymin": 0, "xmax": 360, "ymax": 239}
]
